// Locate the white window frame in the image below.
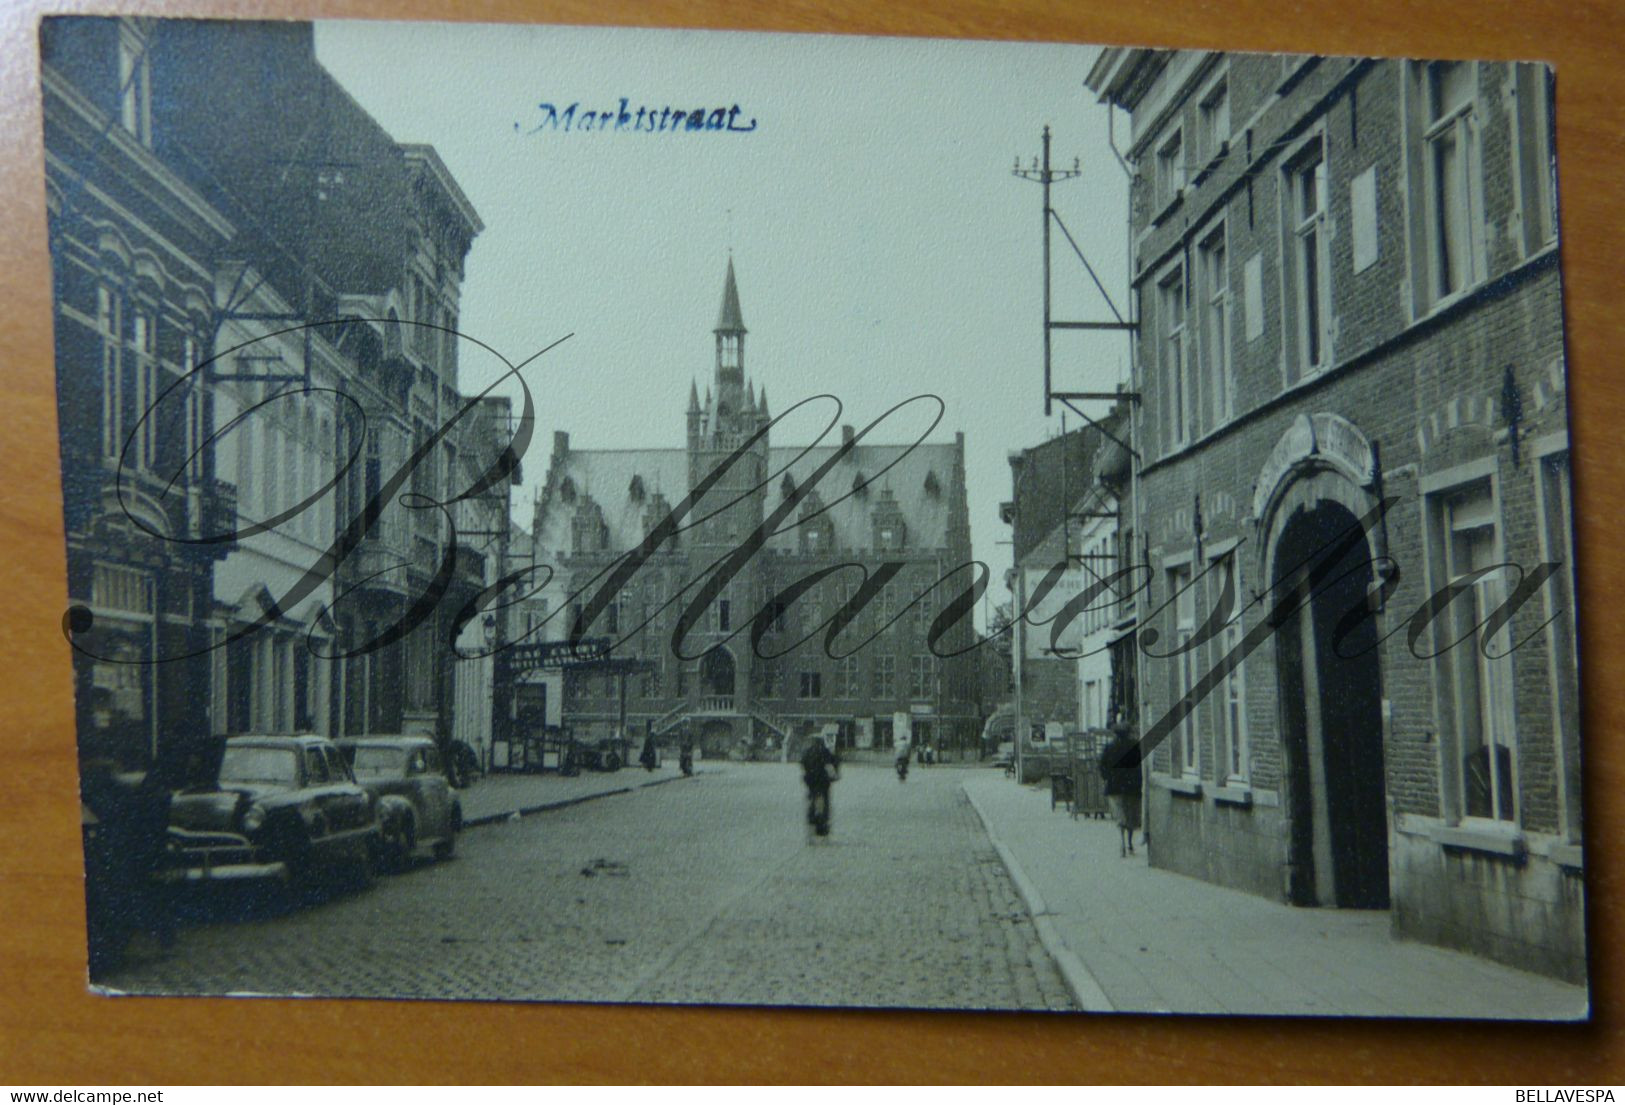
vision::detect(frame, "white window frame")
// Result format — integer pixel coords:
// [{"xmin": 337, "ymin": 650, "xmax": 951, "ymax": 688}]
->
[
  {"xmin": 117, "ymin": 21, "xmax": 152, "ymax": 147},
  {"xmin": 1157, "ymin": 261, "xmax": 1191, "ymax": 451},
  {"xmin": 1512, "ymin": 62, "xmax": 1557, "ymax": 257},
  {"xmin": 1197, "ymin": 218, "xmax": 1232, "ymax": 429},
  {"xmin": 1195, "ymin": 70, "xmax": 1230, "ymax": 170},
  {"xmin": 1155, "ymin": 127, "xmax": 1185, "ymax": 216},
  {"xmin": 1422, "ymin": 470, "xmax": 1517, "ymax": 825},
  {"xmin": 1532, "ymin": 433, "xmax": 1579, "ymax": 842},
  {"xmin": 876, "ymin": 653, "xmax": 896, "ymax": 698},
  {"xmin": 1418, "ymin": 61, "xmax": 1485, "ymax": 307},
  {"xmin": 910, "ymin": 654, "xmax": 935, "ymax": 700},
  {"xmin": 1166, "ymin": 557, "xmax": 1198, "ymax": 778},
  {"xmin": 97, "ymin": 284, "xmax": 122, "ymax": 460},
  {"xmin": 126, "ymin": 304, "xmax": 157, "ymax": 471},
  {"xmin": 1281, "ymin": 133, "xmax": 1332, "ymax": 382},
  {"xmin": 183, "ymin": 336, "xmax": 204, "ymax": 484},
  {"xmin": 838, "ymin": 654, "xmax": 859, "ymax": 699},
  {"xmin": 1209, "ymin": 550, "xmax": 1249, "ymax": 785}
]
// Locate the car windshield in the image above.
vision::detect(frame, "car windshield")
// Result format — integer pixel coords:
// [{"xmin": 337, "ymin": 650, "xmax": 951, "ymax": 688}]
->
[
  {"xmin": 349, "ymin": 746, "xmax": 407, "ymax": 780},
  {"xmin": 220, "ymin": 745, "xmax": 300, "ymax": 786}
]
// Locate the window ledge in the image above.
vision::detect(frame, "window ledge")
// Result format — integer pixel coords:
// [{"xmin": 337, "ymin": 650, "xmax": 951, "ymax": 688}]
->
[
  {"xmin": 1192, "ymin": 142, "xmax": 1229, "ymax": 187},
  {"xmin": 1154, "ymin": 774, "xmax": 1202, "ymax": 798},
  {"xmin": 1435, "ymin": 823, "xmax": 1528, "ymax": 860},
  {"xmin": 1548, "ymin": 842, "xmax": 1584, "ymax": 870},
  {"xmin": 1211, "ymin": 783, "xmax": 1253, "ymax": 807},
  {"xmin": 1151, "ymin": 191, "xmax": 1184, "ymax": 228},
  {"xmin": 1417, "ymin": 280, "xmax": 1482, "ymax": 324},
  {"xmin": 1276, "ymin": 56, "xmax": 1321, "ymax": 96}
]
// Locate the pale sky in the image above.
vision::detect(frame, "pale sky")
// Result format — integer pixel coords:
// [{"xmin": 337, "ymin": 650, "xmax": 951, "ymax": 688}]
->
[{"xmin": 315, "ymin": 20, "xmax": 1132, "ymax": 623}]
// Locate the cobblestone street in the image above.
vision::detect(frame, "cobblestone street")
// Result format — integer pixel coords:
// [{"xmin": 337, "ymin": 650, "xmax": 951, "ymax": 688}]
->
[{"xmin": 101, "ymin": 764, "xmax": 1075, "ymax": 1011}]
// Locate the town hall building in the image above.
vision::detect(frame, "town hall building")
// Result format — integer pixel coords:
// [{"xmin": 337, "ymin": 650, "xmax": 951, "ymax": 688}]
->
[{"xmin": 530, "ymin": 262, "xmax": 978, "ymax": 757}]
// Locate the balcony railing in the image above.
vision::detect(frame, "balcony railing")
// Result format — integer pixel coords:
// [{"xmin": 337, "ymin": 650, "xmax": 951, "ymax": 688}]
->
[{"xmin": 697, "ymin": 695, "xmax": 735, "ymax": 714}]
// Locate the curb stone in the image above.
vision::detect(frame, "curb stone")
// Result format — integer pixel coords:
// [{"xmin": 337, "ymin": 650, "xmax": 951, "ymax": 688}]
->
[
  {"xmin": 462, "ymin": 770, "xmax": 696, "ymax": 829},
  {"xmin": 963, "ymin": 781, "xmax": 1115, "ymax": 1013}
]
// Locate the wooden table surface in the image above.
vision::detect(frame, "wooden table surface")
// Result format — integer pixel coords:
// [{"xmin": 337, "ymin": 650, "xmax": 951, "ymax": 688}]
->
[{"xmin": 1, "ymin": 0, "xmax": 1621, "ymax": 1085}]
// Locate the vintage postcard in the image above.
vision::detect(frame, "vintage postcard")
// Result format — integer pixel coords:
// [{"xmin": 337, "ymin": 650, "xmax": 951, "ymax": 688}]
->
[{"xmin": 45, "ymin": 16, "xmax": 1587, "ymax": 1017}]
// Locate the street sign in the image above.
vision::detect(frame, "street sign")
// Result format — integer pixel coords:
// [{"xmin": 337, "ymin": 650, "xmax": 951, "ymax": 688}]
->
[{"xmin": 499, "ymin": 637, "xmax": 612, "ymax": 674}]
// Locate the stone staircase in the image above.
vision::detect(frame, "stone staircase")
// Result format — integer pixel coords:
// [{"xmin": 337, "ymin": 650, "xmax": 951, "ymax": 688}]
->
[{"xmin": 650, "ymin": 702, "xmax": 689, "ymax": 737}]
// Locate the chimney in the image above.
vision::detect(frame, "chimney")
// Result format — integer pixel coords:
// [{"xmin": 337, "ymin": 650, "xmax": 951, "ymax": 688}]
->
[
  {"xmin": 553, "ymin": 430, "xmax": 570, "ymax": 457},
  {"xmin": 841, "ymin": 424, "xmax": 855, "ymax": 447}
]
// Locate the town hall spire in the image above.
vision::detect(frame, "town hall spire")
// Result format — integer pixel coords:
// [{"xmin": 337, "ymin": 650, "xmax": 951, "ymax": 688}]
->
[
  {"xmin": 715, "ymin": 256, "xmax": 746, "ymax": 335},
  {"xmin": 713, "ymin": 258, "xmax": 747, "ymax": 419}
]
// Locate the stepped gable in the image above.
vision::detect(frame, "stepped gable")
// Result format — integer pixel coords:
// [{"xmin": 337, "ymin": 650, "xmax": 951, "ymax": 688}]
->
[
  {"xmin": 535, "ymin": 448, "xmax": 687, "ymax": 556},
  {"xmin": 763, "ymin": 442, "xmax": 957, "ymax": 553}
]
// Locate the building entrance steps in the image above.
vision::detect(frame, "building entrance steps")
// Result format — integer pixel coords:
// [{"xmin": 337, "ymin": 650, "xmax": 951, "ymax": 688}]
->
[{"xmin": 961, "ymin": 775, "xmax": 1588, "ymax": 1019}]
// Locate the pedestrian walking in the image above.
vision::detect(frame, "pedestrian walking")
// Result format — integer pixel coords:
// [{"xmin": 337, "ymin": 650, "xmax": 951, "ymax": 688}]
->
[
  {"xmin": 1099, "ymin": 722, "xmax": 1143, "ymax": 858},
  {"xmin": 800, "ymin": 732, "xmax": 841, "ymax": 840},
  {"xmin": 639, "ymin": 733, "xmax": 658, "ymax": 772}
]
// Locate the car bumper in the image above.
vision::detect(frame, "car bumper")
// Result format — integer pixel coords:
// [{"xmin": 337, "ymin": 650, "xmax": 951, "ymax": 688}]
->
[{"xmin": 160, "ymin": 827, "xmax": 288, "ymax": 884}]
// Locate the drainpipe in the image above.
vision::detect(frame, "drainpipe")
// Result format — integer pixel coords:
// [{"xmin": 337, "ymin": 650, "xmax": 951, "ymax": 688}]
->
[{"xmin": 1108, "ymin": 95, "xmax": 1149, "ymax": 850}]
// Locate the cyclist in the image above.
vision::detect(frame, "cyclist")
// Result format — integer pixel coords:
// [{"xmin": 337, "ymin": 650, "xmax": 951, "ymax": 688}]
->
[{"xmin": 799, "ymin": 732, "xmax": 841, "ymax": 840}]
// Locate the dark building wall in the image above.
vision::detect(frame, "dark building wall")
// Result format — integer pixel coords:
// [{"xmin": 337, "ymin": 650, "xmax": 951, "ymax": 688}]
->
[{"xmin": 44, "ymin": 18, "xmax": 237, "ymax": 767}]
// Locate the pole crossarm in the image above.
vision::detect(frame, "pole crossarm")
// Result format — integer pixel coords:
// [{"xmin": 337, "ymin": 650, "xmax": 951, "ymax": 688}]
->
[
  {"xmin": 1057, "ymin": 395, "xmax": 1140, "ymax": 462},
  {"xmin": 1053, "ymin": 390, "xmax": 1138, "ymax": 402},
  {"xmin": 1049, "ymin": 210, "xmax": 1127, "ymax": 324}
]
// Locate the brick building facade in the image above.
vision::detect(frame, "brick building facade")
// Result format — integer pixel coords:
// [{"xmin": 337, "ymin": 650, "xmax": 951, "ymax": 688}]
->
[
  {"xmin": 46, "ymin": 18, "xmax": 513, "ymax": 770},
  {"xmin": 1087, "ymin": 50, "xmax": 1581, "ymax": 978},
  {"xmin": 1000, "ymin": 414, "xmax": 1134, "ymax": 780}
]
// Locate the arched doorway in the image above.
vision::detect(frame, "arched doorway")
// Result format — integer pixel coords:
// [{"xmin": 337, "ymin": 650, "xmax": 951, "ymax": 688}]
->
[
  {"xmin": 1270, "ymin": 499, "xmax": 1389, "ymax": 909},
  {"xmin": 700, "ymin": 647, "xmax": 736, "ymax": 698}
]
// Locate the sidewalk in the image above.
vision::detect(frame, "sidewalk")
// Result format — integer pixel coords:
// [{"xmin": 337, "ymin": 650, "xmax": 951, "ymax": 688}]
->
[
  {"xmin": 962, "ymin": 775, "xmax": 1589, "ymax": 1019},
  {"xmin": 459, "ymin": 763, "xmax": 694, "ymax": 827}
]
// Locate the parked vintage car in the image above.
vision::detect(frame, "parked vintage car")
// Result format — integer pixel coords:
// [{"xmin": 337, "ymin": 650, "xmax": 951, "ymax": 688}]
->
[
  {"xmin": 336, "ymin": 736, "xmax": 462, "ymax": 871},
  {"xmin": 164, "ymin": 735, "xmax": 379, "ymax": 889}
]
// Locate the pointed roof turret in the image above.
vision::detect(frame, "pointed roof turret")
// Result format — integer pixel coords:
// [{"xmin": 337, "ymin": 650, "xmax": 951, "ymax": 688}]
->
[
  {"xmin": 714, "ymin": 257, "xmax": 746, "ymax": 334},
  {"xmin": 688, "ymin": 378, "xmax": 701, "ymax": 412},
  {"xmin": 758, "ymin": 386, "xmax": 769, "ymax": 419},
  {"xmin": 745, "ymin": 379, "xmax": 757, "ymax": 411}
]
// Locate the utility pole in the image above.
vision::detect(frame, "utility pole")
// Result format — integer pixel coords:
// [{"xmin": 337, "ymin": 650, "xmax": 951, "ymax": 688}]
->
[
  {"xmin": 1009, "ymin": 129, "xmax": 1079, "ymax": 786},
  {"xmin": 1013, "ymin": 127, "xmax": 1081, "ymax": 419},
  {"xmin": 1011, "ymin": 127, "xmax": 1143, "ymax": 786}
]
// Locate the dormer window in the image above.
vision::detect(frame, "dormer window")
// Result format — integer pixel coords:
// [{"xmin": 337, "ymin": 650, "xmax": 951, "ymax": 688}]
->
[
  {"xmin": 569, "ymin": 495, "xmax": 608, "ymax": 554},
  {"xmin": 872, "ymin": 488, "xmax": 907, "ymax": 551},
  {"xmin": 799, "ymin": 491, "xmax": 834, "ymax": 553}
]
